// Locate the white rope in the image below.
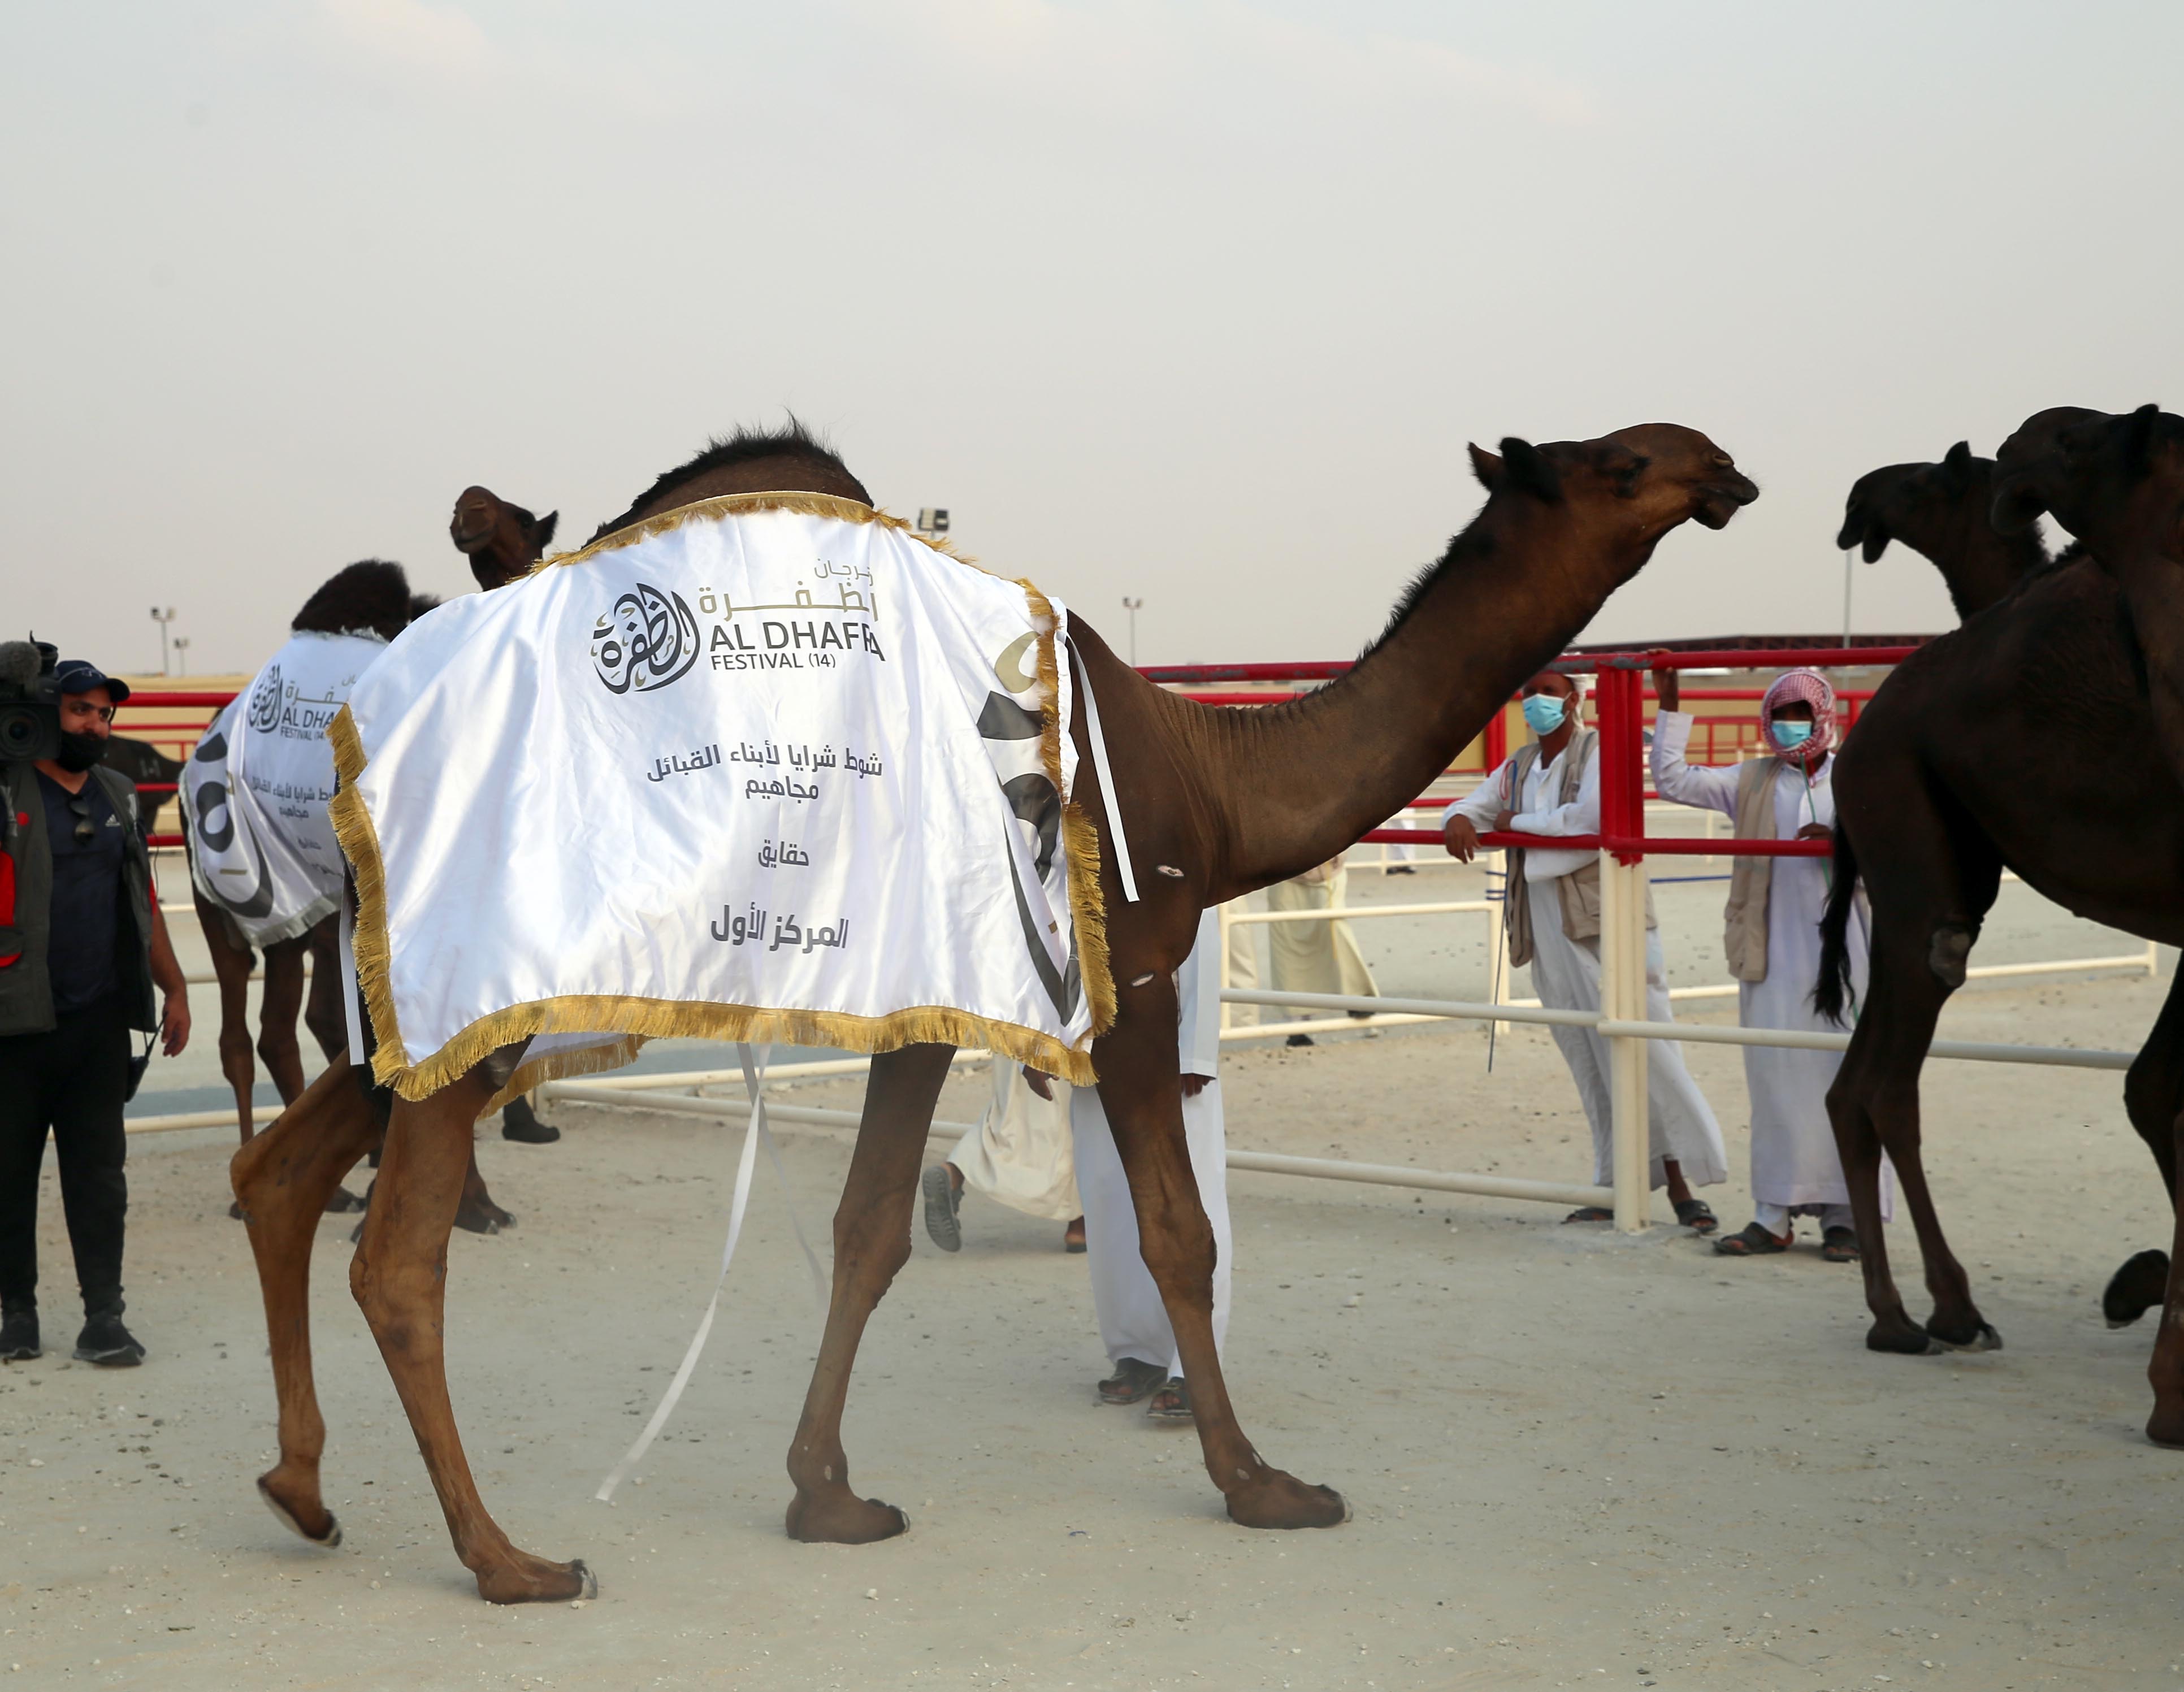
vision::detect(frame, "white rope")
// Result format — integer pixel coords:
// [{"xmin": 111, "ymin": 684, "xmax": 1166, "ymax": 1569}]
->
[
  {"xmin": 593, "ymin": 1043, "xmax": 824, "ymax": 1502},
  {"xmin": 1069, "ymin": 635, "xmax": 1139, "ymax": 904}
]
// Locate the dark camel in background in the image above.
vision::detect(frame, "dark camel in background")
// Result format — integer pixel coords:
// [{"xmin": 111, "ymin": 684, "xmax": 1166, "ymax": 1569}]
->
[
  {"xmin": 233, "ymin": 419, "xmax": 1758, "ymax": 1602},
  {"xmin": 193, "ymin": 561, "xmax": 429, "ymax": 1211},
  {"xmin": 1817, "ymin": 405, "xmax": 2184, "ymax": 1442},
  {"xmin": 1836, "ymin": 440, "xmax": 2052, "ymax": 621},
  {"xmin": 445, "ymin": 485, "xmax": 564, "ymax": 1146}
]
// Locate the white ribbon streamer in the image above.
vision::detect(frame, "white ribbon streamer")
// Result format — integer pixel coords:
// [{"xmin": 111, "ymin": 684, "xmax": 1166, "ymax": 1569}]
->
[
  {"xmin": 594, "ymin": 1042, "xmax": 826, "ymax": 1502},
  {"xmin": 1069, "ymin": 635, "xmax": 1139, "ymax": 905}
]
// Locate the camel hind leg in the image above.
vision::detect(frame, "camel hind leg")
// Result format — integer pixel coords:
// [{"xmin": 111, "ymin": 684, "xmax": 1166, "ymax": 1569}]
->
[
  {"xmin": 1094, "ymin": 979, "xmax": 1345, "ymax": 1530},
  {"xmin": 2145, "ymin": 1112, "xmax": 2184, "ymax": 1447},
  {"xmin": 196, "ymin": 891, "xmax": 260, "ymax": 1147},
  {"xmin": 353, "ymin": 1056, "xmax": 591, "ymax": 1603},
  {"xmin": 783, "ymin": 1042, "xmax": 956, "ymax": 1544},
  {"xmin": 257, "ymin": 938, "xmax": 311, "ymax": 1107},
  {"xmin": 232, "ymin": 1055, "xmax": 380, "ymax": 1546},
  {"xmin": 1826, "ymin": 783, "xmax": 2001, "ymax": 1355},
  {"xmin": 2105, "ymin": 971, "xmax": 2184, "ymax": 1327}
]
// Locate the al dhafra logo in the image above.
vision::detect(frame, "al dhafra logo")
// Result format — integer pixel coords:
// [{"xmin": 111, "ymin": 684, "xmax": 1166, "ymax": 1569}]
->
[
  {"xmin": 246, "ymin": 664, "xmax": 284, "ymax": 733},
  {"xmin": 591, "ymin": 583, "xmax": 700, "ymax": 695}
]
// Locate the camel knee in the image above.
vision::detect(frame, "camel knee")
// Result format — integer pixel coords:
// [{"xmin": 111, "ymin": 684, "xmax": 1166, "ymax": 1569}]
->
[
  {"xmin": 1138, "ymin": 1207, "xmax": 1217, "ymax": 1296},
  {"xmin": 1927, "ymin": 923, "xmax": 1975, "ymax": 989},
  {"xmin": 830, "ymin": 1203, "xmax": 912, "ymax": 1289},
  {"xmin": 348, "ymin": 1247, "xmax": 439, "ymax": 1348},
  {"xmin": 257, "ymin": 1027, "xmax": 302, "ymax": 1073},
  {"xmin": 219, "ymin": 1026, "xmax": 257, "ymax": 1078}
]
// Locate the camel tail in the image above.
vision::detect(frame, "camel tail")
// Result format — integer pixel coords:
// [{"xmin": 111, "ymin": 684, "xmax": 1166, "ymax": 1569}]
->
[{"xmin": 1813, "ymin": 821, "xmax": 1858, "ymax": 1027}]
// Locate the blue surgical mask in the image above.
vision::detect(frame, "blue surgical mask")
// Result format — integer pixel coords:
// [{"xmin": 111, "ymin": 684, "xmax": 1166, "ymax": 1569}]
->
[
  {"xmin": 1770, "ymin": 719, "xmax": 1814, "ymax": 750},
  {"xmin": 1521, "ymin": 694, "xmax": 1568, "ymax": 735}
]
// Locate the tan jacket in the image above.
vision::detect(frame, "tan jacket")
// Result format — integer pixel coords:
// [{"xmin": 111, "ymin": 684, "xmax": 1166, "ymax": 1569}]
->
[
  {"xmin": 1502, "ymin": 730, "xmax": 1655, "ymax": 969},
  {"xmin": 1722, "ymin": 758, "xmax": 1792, "ymax": 983}
]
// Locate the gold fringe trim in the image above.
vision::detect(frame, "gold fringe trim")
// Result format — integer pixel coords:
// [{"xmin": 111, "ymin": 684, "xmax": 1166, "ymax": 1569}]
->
[
  {"xmin": 388, "ymin": 996, "xmax": 1095, "ymax": 1103},
  {"xmin": 328, "ymin": 502, "xmax": 1121, "ymax": 1095},
  {"xmin": 486, "ymin": 1034, "xmax": 648, "ymax": 1118},
  {"xmin": 326, "ymin": 705, "xmax": 406, "ymax": 1088}
]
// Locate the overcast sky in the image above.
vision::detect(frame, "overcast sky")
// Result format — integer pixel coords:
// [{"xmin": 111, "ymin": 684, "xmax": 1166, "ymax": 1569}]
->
[{"xmin": 6, "ymin": 1, "xmax": 2180, "ymax": 677}]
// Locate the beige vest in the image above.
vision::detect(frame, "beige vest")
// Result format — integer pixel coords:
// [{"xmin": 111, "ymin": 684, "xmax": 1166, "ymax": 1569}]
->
[
  {"xmin": 1722, "ymin": 757, "xmax": 1792, "ymax": 983},
  {"xmin": 1501, "ymin": 730, "xmax": 1656, "ymax": 969}
]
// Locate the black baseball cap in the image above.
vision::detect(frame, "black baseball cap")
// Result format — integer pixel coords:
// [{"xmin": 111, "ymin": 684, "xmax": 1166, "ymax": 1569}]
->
[{"xmin": 54, "ymin": 659, "xmax": 131, "ymax": 705}]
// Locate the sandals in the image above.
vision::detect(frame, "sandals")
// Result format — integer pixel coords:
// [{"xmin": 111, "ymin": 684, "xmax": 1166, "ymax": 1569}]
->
[
  {"xmin": 1146, "ymin": 1378, "xmax": 1194, "ymax": 1424},
  {"xmin": 1098, "ymin": 1357, "xmax": 1169, "ymax": 1405},
  {"xmin": 1821, "ymin": 1226, "xmax": 1861, "ymax": 1263},
  {"xmin": 921, "ymin": 1164, "xmax": 962, "ymax": 1253},
  {"xmin": 1673, "ymin": 1199, "xmax": 1719, "ymax": 1235},
  {"xmin": 1714, "ymin": 1221, "xmax": 1792, "ymax": 1257},
  {"xmin": 1563, "ymin": 1206, "xmax": 1614, "ymax": 1224}
]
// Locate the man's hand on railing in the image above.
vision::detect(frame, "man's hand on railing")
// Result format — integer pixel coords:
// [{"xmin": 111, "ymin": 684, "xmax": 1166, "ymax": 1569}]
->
[
  {"xmin": 1795, "ymin": 822, "xmax": 1832, "ymax": 842},
  {"xmin": 1442, "ymin": 814, "xmax": 1481, "ymax": 862},
  {"xmin": 1649, "ymin": 666, "xmax": 1679, "ymax": 713}
]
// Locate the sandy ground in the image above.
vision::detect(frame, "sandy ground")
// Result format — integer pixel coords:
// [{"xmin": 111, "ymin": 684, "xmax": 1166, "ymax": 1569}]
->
[{"xmin": 10, "ymin": 895, "xmax": 2184, "ymax": 1689}]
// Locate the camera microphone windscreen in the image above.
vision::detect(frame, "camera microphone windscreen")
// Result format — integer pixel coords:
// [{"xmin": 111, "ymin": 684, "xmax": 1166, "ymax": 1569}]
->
[{"xmin": 0, "ymin": 642, "xmax": 45, "ymax": 689}]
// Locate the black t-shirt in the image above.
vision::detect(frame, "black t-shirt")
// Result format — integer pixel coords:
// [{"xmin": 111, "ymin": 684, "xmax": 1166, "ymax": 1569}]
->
[{"xmin": 36, "ymin": 769, "xmax": 127, "ymax": 1016}]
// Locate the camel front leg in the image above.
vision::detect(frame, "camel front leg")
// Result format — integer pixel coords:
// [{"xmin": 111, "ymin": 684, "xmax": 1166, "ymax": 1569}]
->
[
  {"xmin": 1095, "ymin": 985, "xmax": 1347, "ymax": 1531},
  {"xmin": 2107, "ymin": 974, "xmax": 2184, "ymax": 1327},
  {"xmin": 784, "ymin": 1042, "xmax": 955, "ymax": 1544},
  {"xmin": 231, "ymin": 1055, "xmax": 380, "ymax": 1545},
  {"xmin": 354, "ymin": 1058, "xmax": 592, "ymax": 1603}
]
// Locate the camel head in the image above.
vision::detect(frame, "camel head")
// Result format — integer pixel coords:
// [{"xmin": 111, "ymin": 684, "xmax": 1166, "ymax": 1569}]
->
[
  {"xmin": 1837, "ymin": 443, "xmax": 1997, "ymax": 563},
  {"xmin": 449, "ymin": 486, "xmax": 559, "ymax": 592},
  {"xmin": 1995, "ymin": 404, "xmax": 2184, "ymax": 557},
  {"xmin": 1468, "ymin": 424, "xmax": 1757, "ymax": 547},
  {"xmin": 1989, "ymin": 406, "xmax": 2109, "ymax": 533}
]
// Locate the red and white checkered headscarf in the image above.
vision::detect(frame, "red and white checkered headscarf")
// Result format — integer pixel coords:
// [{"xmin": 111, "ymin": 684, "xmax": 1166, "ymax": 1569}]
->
[{"xmin": 1759, "ymin": 668, "xmax": 1836, "ymax": 765}]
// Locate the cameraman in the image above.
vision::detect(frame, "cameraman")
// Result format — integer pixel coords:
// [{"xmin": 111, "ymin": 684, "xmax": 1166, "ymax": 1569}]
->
[{"xmin": 1, "ymin": 660, "xmax": 190, "ymax": 1365}]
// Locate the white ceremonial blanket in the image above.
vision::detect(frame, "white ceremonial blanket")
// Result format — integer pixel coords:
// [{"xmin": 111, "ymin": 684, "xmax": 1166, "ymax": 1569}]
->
[
  {"xmin": 332, "ymin": 493, "xmax": 1113, "ymax": 1104},
  {"xmin": 184, "ymin": 631, "xmax": 389, "ymax": 948}
]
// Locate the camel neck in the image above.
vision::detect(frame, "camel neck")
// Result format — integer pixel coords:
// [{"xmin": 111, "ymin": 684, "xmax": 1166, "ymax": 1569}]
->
[
  {"xmin": 1921, "ymin": 500, "xmax": 2049, "ymax": 621},
  {"xmin": 1206, "ymin": 502, "xmax": 1649, "ymax": 897}
]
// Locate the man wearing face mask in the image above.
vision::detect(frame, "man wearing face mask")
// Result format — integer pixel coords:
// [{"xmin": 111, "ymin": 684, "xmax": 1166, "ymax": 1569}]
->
[
  {"xmin": 0, "ymin": 660, "xmax": 191, "ymax": 1365},
  {"xmin": 1650, "ymin": 667, "xmax": 1888, "ymax": 1261},
  {"xmin": 1442, "ymin": 672, "xmax": 1727, "ymax": 1227}
]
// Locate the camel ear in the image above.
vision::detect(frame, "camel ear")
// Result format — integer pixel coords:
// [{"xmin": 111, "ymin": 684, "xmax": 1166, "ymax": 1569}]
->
[
  {"xmin": 2124, "ymin": 403, "xmax": 2161, "ymax": 478},
  {"xmin": 531, "ymin": 510, "xmax": 560, "ymax": 550},
  {"xmin": 1496, "ymin": 437, "xmax": 1563, "ymax": 502},
  {"xmin": 1940, "ymin": 440, "xmax": 1973, "ymax": 488},
  {"xmin": 1468, "ymin": 443, "xmax": 1504, "ymax": 491}
]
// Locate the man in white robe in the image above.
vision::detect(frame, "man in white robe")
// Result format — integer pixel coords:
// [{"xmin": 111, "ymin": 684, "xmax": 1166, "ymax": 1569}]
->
[
  {"xmin": 1223, "ymin": 857, "xmax": 1380, "ymax": 1044},
  {"xmin": 1650, "ymin": 666, "xmax": 1891, "ymax": 1260},
  {"xmin": 1068, "ymin": 906, "xmax": 1229, "ymax": 1421},
  {"xmin": 1442, "ymin": 672, "xmax": 1728, "ymax": 1224}
]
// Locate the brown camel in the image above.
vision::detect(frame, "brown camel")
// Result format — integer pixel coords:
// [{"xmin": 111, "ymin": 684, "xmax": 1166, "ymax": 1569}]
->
[
  {"xmin": 1816, "ymin": 405, "xmax": 2184, "ymax": 1439},
  {"xmin": 449, "ymin": 485, "xmax": 557, "ymax": 591},
  {"xmin": 1836, "ymin": 440, "xmax": 2051, "ymax": 620},
  {"xmin": 233, "ymin": 419, "xmax": 1757, "ymax": 1602}
]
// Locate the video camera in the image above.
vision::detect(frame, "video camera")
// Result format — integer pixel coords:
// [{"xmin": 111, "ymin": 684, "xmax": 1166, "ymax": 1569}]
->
[{"xmin": 0, "ymin": 640, "xmax": 63, "ymax": 765}]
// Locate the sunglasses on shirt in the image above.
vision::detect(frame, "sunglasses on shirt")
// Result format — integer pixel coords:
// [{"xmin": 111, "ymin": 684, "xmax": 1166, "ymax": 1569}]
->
[{"xmin": 67, "ymin": 794, "xmax": 94, "ymax": 845}]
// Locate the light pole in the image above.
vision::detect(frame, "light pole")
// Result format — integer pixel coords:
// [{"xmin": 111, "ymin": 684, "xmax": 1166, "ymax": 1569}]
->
[
  {"xmin": 1121, "ymin": 596, "xmax": 1144, "ymax": 666},
  {"xmin": 149, "ymin": 606, "xmax": 176, "ymax": 676},
  {"xmin": 171, "ymin": 636, "xmax": 190, "ymax": 678}
]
